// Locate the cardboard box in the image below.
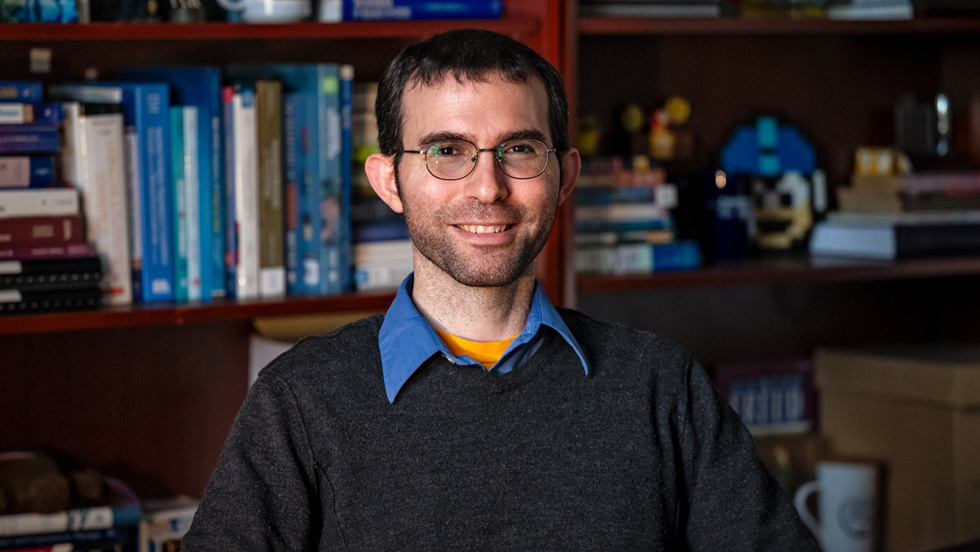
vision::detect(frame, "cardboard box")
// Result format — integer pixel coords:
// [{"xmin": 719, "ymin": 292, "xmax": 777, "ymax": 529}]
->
[{"xmin": 814, "ymin": 346, "xmax": 980, "ymax": 552}]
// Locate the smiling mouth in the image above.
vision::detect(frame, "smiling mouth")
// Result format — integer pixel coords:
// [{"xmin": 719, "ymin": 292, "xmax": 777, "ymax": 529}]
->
[{"xmin": 456, "ymin": 224, "xmax": 512, "ymax": 234}]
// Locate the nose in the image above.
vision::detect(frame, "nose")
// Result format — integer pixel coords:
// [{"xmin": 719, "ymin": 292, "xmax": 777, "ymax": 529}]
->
[{"xmin": 463, "ymin": 149, "xmax": 510, "ymax": 203}]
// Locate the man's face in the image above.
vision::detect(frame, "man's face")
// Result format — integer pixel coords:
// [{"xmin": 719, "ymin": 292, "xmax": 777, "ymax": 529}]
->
[{"xmin": 391, "ymin": 75, "xmax": 567, "ymax": 287}]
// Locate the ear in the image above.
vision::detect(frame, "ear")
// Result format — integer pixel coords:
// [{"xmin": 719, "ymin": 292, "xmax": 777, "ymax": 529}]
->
[
  {"xmin": 365, "ymin": 152, "xmax": 404, "ymax": 214},
  {"xmin": 557, "ymin": 147, "xmax": 581, "ymax": 206}
]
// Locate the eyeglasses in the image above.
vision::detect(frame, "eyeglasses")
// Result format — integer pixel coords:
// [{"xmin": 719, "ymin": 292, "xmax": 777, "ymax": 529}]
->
[{"xmin": 401, "ymin": 138, "xmax": 557, "ymax": 181}]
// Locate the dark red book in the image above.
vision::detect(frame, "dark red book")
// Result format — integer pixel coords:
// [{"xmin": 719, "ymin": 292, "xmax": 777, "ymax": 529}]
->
[
  {"xmin": 0, "ymin": 242, "xmax": 96, "ymax": 260},
  {"xmin": 0, "ymin": 215, "xmax": 85, "ymax": 246}
]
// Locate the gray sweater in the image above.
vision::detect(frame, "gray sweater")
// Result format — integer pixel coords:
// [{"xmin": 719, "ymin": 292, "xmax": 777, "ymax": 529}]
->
[{"xmin": 183, "ymin": 309, "xmax": 818, "ymax": 551}]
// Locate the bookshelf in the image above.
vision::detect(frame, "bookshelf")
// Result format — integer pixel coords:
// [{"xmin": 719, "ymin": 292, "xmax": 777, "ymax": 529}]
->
[{"xmin": 568, "ymin": 8, "xmax": 980, "ymax": 365}]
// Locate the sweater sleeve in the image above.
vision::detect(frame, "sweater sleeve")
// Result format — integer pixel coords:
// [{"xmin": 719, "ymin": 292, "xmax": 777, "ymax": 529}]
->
[
  {"xmin": 676, "ymin": 357, "xmax": 820, "ymax": 551},
  {"xmin": 182, "ymin": 372, "xmax": 322, "ymax": 551}
]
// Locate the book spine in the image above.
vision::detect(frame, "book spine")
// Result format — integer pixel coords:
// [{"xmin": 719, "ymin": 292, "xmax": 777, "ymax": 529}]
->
[
  {"xmin": 297, "ymin": 93, "xmax": 320, "ymax": 295},
  {"xmin": 133, "ymin": 84, "xmax": 175, "ymax": 302},
  {"xmin": 256, "ymin": 80, "xmax": 285, "ymax": 298},
  {"xmin": 182, "ymin": 105, "xmax": 202, "ymax": 302},
  {"xmin": 0, "ymin": 243, "xmax": 95, "ymax": 260},
  {"xmin": 0, "ymin": 124, "xmax": 60, "ymax": 154},
  {"xmin": 0, "ymin": 286, "xmax": 103, "ymax": 316},
  {"xmin": 80, "ymin": 112, "xmax": 133, "ymax": 306},
  {"xmin": 342, "ymin": 0, "xmax": 502, "ymax": 20},
  {"xmin": 124, "ymin": 121, "xmax": 144, "ymax": 302},
  {"xmin": 0, "ymin": 103, "xmax": 63, "ymax": 125},
  {"xmin": 0, "ymin": 504, "xmax": 142, "ymax": 537},
  {"xmin": 0, "ymin": 215, "xmax": 85, "ymax": 246},
  {"xmin": 0, "ymin": 527, "xmax": 129, "ymax": 549},
  {"xmin": 338, "ymin": 64, "xmax": 354, "ymax": 293},
  {"xmin": 0, "ymin": 81, "xmax": 44, "ymax": 104},
  {"xmin": 0, "ymin": 156, "xmax": 56, "ymax": 188},
  {"xmin": 352, "ymin": 221, "xmax": 410, "ymax": 243},
  {"xmin": 317, "ymin": 65, "xmax": 344, "ymax": 295},
  {"xmin": 895, "ymin": 222, "xmax": 980, "ymax": 257},
  {"xmin": 169, "ymin": 106, "xmax": 189, "ymax": 303},
  {"xmin": 0, "ymin": 256, "xmax": 103, "ymax": 291},
  {"xmin": 282, "ymin": 92, "xmax": 304, "ymax": 295},
  {"xmin": 0, "ymin": 189, "xmax": 80, "ymax": 219},
  {"xmin": 232, "ymin": 85, "xmax": 259, "ymax": 300},
  {"xmin": 206, "ymin": 73, "xmax": 226, "ymax": 301},
  {"xmin": 222, "ymin": 86, "xmax": 238, "ymax": 299}
]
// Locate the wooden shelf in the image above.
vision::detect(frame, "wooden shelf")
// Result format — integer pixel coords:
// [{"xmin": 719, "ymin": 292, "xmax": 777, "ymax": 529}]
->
[
  {"xmin": 578, "ymin": 15, "xmax": 980, "ymax": 35},
  {"xmin": 577, "ymin": 255, "xmax": 980, "ymax": 293},
  {"xmin": 0, "ymin": 17, "xmax": 540, "ymax": 41},
  {"xmin": 0, "ymin": 290, "xmax": 396, "ymax": 335}
]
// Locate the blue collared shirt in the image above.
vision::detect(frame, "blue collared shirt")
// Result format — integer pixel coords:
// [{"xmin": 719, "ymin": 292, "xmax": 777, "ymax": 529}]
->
[{"xmin": 378, "ymin": 274, "xmax": 590, "ymax": 403}]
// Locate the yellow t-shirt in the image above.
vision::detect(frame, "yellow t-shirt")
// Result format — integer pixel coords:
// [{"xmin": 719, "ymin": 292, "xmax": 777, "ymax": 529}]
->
[{"xmin": 433, "ymin": 328, "xmax": 518, "ymax": 371}]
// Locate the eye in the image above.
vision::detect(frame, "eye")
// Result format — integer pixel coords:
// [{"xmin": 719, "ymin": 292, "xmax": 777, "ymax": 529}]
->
[
  {"xmin": 428, "ymin": 141, "xmax": 469, "ymax": 157},
  {"xmin": 502, "ymin": 140, "xmax": 539, "ymax": 157}
]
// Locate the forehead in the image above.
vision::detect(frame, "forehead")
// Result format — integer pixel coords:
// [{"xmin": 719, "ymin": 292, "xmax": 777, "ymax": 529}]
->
[{"xmin": 400, "ymin": 74, "xmax": 551, "ymax": 143}]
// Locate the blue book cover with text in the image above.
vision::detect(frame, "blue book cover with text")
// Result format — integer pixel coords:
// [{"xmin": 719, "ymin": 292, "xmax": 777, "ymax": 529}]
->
[
  {"xmin": 0, "ymin": 80, "xmax": 43, "ymax": 103},
  {"xmin": 342, "ymin": 0, "xmax": 502, "ymax": 20},
  {"xmin": 118, "ymin": 66, "xmax": 226, "ymax": 301}
]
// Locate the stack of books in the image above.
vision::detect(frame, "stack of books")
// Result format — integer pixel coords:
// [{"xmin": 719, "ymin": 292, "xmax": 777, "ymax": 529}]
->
[
  {"xmin": 0, "ymin": 474, "xmax": 141, "ymax": 551},
  {"xmin": 574, "ymin": 156, "xmax": 701, "ymax": 275},
  {"xmin": 0, "ymin": 83, "xmax": 104, "ymax": 315},
  {"xmin": 349, "ymin": 81, "xmax": 412, "ymax": 292},
  {"xmin": 809, "ymin": 171, "xmax": 980, "ymax": 260}
]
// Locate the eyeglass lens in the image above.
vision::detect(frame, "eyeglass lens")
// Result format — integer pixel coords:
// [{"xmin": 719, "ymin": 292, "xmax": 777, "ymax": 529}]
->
[{"xmin": 425, "ymin": 139, "xmax": 550, "ymax": 180}]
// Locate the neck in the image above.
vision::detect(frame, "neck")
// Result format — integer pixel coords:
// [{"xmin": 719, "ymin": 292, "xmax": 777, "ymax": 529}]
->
[{"xmin": 411, "ymin": 260, "xmax": 537, "ymax": 343}]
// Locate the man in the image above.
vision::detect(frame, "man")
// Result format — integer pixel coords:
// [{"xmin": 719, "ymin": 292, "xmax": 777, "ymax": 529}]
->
[{"xmin": 183, "ymin": 29, "xmax": 818, "ymax": 550}]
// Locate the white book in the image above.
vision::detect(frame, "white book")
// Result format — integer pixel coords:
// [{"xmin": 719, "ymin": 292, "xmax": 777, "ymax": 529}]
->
[
  {"xmin": 353, "ymin": 260, "xmax": 413, "ymax": 291},
  {"xmin": 353, "ymin": 239, "xmax": 414, "ymax": 264},
  {"xmin": 81, "ymin": 112, "xmax": 134, "ymax": 306},
  {"xmin": 808, "ymin": 220, "xmax": 896, "ymax": 261},
  {"xmin": 182, "ymin": 105, "xmax": 202, "ymax": 302},
  {"xmin": 0, "ymin": 188, "xmax": 80, "ymax": 219},
  {"xmin": 232, "ymin": 88, "xmax": 260, "ymax": 300}
]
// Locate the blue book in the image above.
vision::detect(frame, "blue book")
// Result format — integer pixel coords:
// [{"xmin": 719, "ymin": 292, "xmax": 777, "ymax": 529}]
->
[
  {"xmin": 0, "ymin": 123, "xmax": 60, "ymax": 153},
  {"xmin": 227, "ymin": 63, "xmax": 352, "ymax": 295},
  {"xmin": 118, "ymin": 66, "xmax": 226, "ymax": 302},
  {"xmin": 282, "ymin": 92, "xmax": 306, "ymax": 295},
  {"xmin": 169, "ymin": 106, "xmax": 189, "ymax": 303},
  {"xmin": 0, "ymin": 155, "xmax": 56, "ymax": 188},
  {"xmin": 342, "ymin": 0, "xmax": 502, "ymax": 20},
  {"xmin": 49, "ymin": 82, "xmax": 175, "ymax": 303},
  {"xmin": 649, "ymin": 240, "xmax": 701, "ymax": 271},
  {"xmin": 353, "ymin": 220, "xmax": 410, "ymax": 243},
  {"xmin": 575, "ymin": 185, "xmax": 659, "ymax": 206},
  {"xmin": 0, "ymin": 526, "xmax": 131, "ymax": 549},
  {"xmin": 0, "ymin": 81, "xmax": 43, "ymax": 103},
  {"xmin": 338, "ymin": 65, "xmax": 354, "ymax": 293}
]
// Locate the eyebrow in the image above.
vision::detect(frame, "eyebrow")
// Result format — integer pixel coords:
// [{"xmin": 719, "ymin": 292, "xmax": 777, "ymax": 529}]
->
[{"xmin": 414, "ymin": 128, "xmax": 551, "ymax": 148}]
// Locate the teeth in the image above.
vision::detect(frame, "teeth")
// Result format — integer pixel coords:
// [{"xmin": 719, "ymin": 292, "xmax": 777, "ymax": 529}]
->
[{"xmin": 459, "ymin": 225, "xmax": 508, "ymax": 234}]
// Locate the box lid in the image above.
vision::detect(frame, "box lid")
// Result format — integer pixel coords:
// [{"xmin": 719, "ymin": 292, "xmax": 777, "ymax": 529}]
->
[{"xmin": 814, "ymin": 346, "xmax": 980, "ymax": 408}]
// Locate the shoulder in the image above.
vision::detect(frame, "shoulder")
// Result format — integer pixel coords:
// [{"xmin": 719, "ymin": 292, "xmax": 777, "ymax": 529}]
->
[
  {"xmin": 255, "ymin": 314, "xmax": 384, "ymax": 389},
  {"xmin": 558, "ymin": 307, "xmax": 693, "ymax": 367}
]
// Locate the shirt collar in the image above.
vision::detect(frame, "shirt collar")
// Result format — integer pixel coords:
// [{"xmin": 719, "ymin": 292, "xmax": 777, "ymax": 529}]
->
[{"xmin": 378, "ymin": 273, "xmax": 589, "ymax": 403}]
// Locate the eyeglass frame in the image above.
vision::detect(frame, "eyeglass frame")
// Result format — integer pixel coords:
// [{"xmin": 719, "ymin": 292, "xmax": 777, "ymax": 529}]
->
[{"xmin": 399, "ymin": 137, "xmax": 559, "ymax": 181}]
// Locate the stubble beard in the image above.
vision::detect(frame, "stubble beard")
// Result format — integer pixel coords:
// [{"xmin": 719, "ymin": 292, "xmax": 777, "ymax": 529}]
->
[{"xmin": 396, "ymin": 175, "xmax": 558, "ymax": 288}]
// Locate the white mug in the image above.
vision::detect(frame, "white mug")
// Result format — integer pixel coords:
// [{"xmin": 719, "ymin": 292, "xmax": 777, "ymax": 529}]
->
[
  {"xmin": 216, "ymin": 0, "xmax": 310, "ymax": 23},
  {"xmin": 793, "ymin": 461, "xmax": 879, "ymax": 552}
]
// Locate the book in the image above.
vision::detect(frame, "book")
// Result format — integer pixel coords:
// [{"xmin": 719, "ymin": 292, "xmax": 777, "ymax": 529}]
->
[
  {"xmin": 0, "ymin": 124, "xmax": 60, "ymax": 154},
  {"xmin": 0, "ymin": 286, "xmax": 102, "ymax": 316},
  {"xmin": 0, "ymin": 103, "xmax": 63, "ymax": 125},
  {"xmin": 49, "ymin": 82, "xmax": 175, "ymax": 303},
  {"xmin": 61, "ymin": 105, "xmax": 134, "ymax": 306},
  {"xmin": 226, "ymin": 63, "xmax": 353, "ymax": 295},
  {"xmin": 0, "ymin": 215, "xmax": 84, "ymax": 246},
  {"xmin": 0, "ymin": 156, "xmax": 56, "ymax": 188},
  {"xmin": 575, "ymin": 239, "xmax": 701, "ymax": 275},
  {"xmin": 225, "ymin": 84, "xmax": 260, "ymax": 300},
  {"xmin": 117, "ymin": 66, "xmax": 226, "ymax": 302},
  {"xmin": 808, "ymin": 210, "xmax": 980, "ymax": 261},
  {"xmin": 282, "ymin": 92, "xmax": 305, "ymax": 295},
  {"xmin": 0, "ymin": 243, "xmax": 95, "ymax": 260},
  {"xmin": 713, "ymin": 357, "xmax": 817, "ymax": 436},
  {"xmin": 168, "ymin": 106, "xmax": 189, "ymax": 303},
  {"xmin": 578, "ymin": 1, "xmax": 723, "ymax": 17},
  {"xmin": 137, "ymin": 496, "xmax": 197, "ymax": 552},
  {"xmin": 0, "ymin": 189, "xmax": 80, "ymax": 219},
  {"xmin": 0, "ymin": 527, "xmax": 131, "ymax": 549},
  {"xmin": 342, "ymin": 0, "xmax": 502, "ymax": 20},
  {"xmin": 0, "ymin": 82, "xmax": 43, "ymax": 104},
  {"xmin": 180, "ymin": 105, "xmax": 202, "ymax": 302},
  {"xmin": 0, "ymin": 256, "xmax": 103, "ymax": 291},
  {"xmin": 255, "ymin": 80, "xmax": 286, "ymax": 299},
  {"xmin": 0, "ymin": 502, "xmax": 141, "ymax": 538}
]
